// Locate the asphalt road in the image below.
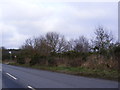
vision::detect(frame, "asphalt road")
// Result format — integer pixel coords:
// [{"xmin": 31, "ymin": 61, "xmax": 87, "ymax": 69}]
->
[{"xmin": 2, "ymin": 64, "xmax": 119, "ymax": 89}]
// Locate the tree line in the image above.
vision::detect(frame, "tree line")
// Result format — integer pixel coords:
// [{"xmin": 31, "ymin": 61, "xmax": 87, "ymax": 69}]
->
[{"xmin": 1, "ymin": 26, "xmax": 120, "ymax": 70}]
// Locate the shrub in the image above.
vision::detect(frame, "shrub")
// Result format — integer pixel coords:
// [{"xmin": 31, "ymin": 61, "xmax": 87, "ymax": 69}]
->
[
  {"xmin": 114, "ymin": 44, "xmax": 120, "ymax": 60},
  {"xmin": 48, "ymin": 57, "xmax": 57, "ymax": 66},
  {"xmin": 67, "ymin": 58, "xmax": 82, "ymax": 67},
  {"xmin": 39, "ymin": 56, "xmax": 47, "ymax": 65},
  {"xmin": 17, "ymin": 56, "xmax": 25, "ymax": 64},
  {"xmin": 30, "ymin": 54, "xmax": 40, "ymax": 66}
]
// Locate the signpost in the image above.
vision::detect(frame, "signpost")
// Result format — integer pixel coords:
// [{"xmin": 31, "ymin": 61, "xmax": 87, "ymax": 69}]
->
[{"xmin": 9, "ymin": 51, "xmax": 12, "ymax": 60}]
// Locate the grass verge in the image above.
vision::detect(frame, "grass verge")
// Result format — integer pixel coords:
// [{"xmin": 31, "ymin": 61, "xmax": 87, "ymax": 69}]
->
[{"xmin": 9, "ymin": 63, "xmax": 119, "ymax": 81}]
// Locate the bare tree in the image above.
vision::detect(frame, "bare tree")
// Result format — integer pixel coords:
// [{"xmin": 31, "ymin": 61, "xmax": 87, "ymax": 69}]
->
[
  {"xmin": 74, "ymin": 36, "xmax": 89, "ymax": 52},
  {"xmin": 93, "ymin": 26, "xmax": 113, "ymax": 53},
  {"xmin": 46, "ymin": 32, "xmax": 59, "ymax": 52},
  {"xmin": 67, "ymin": 39, "xmax": 76, "ymax": 51},
  {"xmin": 57, "ymin": 36, "xmax": 69, "ymax": 52},
  {"xmin": 34, "ymin": 36, "xmax": 51, "ymax": 56},
  {"xmin": 14, "ymin": 38, "xmax": 34, "ymax": 64},
  {"xmin": 21, "ymin": 38, "xmax": 34, "ymax": 50},
  {"xmin": 45, "ymin": 32, "xmax": 68, "ymax": 53}
]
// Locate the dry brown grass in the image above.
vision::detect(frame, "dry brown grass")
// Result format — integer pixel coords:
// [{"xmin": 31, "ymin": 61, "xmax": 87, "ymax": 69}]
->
[{"xmin": 81, "ymin": 55, "xmax": 118, "ymax": 70}]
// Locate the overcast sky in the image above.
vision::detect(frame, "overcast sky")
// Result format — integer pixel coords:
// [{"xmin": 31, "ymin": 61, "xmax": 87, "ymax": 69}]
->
[{"xmin": 0, "ymin": 0, "xmax": 118, "ymax": 49}]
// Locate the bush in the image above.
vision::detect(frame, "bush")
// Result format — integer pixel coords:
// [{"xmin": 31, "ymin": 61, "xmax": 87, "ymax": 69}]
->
[
  {"xmin": 62, "ymin": 51, "xmax": 80, "ymax": 59},
  {"xmin": 80, "ymin": 53, "xmax": 89, "ymax": 61},
  {"xmin": 67, "ymin": 58, "xmax": 82, "ymax": 67},
  {"xmin": 114, "ymin": 44, "xmax": 120, "ymax": 60},
  {"xmin": 17, "ymin": 56, "xmax": 25, "ymax": 64},
  {"xmin": 48, "ymin": 57, "xmax": 57, "ymax": 66},
  {"xmin": 39, "ymin": 56, "xmax": 47, "ymax": 65},
  {"xmin": 29, "ymin": 54, "xmax": 49, "ymax": 66},
  {"xmin": 30, "ymin": 54, "xmax": 40, "ymax": 66}
]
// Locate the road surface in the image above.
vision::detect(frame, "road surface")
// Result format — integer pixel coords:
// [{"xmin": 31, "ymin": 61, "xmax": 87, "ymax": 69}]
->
[{"xmin": 2, "ymin": 64, "xmax": 119, "ymax": 89}]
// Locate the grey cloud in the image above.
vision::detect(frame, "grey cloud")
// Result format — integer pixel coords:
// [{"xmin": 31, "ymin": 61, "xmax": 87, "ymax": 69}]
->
[{"xmin": 0, "ymin": 1, "xmax": 118, "ymax": 48}]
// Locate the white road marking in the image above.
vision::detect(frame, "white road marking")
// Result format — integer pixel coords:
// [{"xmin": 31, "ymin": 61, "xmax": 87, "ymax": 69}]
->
[
  {"xmin": 28, "ymin": 86, "xmax": 35, "ymax": 90},
  {"xmin": 6, "ymin": 73, "xmax": 17, "ymax": 80}
]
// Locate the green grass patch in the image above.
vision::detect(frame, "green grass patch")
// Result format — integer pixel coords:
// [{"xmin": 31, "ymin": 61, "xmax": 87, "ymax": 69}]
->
[{"xmin": 9, "ymin": 63, "xmax": 119, "ymax": 81}]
